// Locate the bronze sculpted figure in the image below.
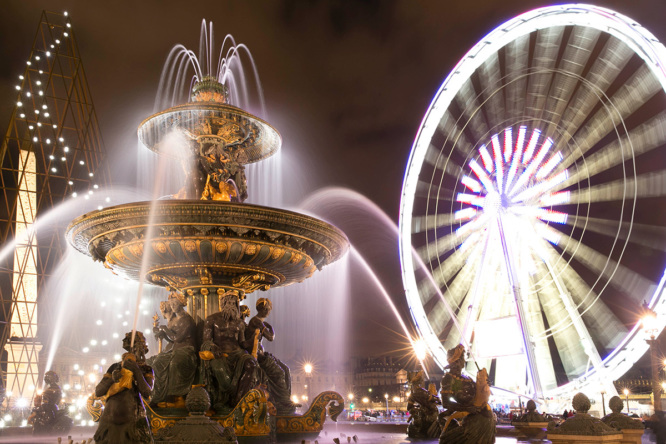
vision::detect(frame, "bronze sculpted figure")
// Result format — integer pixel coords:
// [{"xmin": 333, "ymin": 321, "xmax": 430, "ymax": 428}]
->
[
  {"xmin": 406, "ymin": 370, "xmax": 441, "ymax": 439},
  {"xmin": 29, "ymin": 371, "xmax": 72, "ymax": 436},
  {"xmin": 514, "ymin": 399, "xmax": 547, "ymax": 423},
  {"xmin": 148, "ymin": 292, "xmax": 198, "ymax": 408},
  {"xmin": 199, "ymin": 290, "xmax": 261, "ymax": 413},
  {"xmin": 438, "ymin": 344, "xmax": 496, "ymax": 444},
  {"xmin": 246, "ymin": 298, "xmax": 298, "ymax": 414},
  {"xmin": 601, "ymin": 396, "xmax": 644, "ymax": 430},
  {"xmin": 93, "ymin": 332, "xmax": 155, "ymax": 444}
]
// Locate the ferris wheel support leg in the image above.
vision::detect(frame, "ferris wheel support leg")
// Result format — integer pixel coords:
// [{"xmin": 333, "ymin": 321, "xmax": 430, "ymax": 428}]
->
[
  {"xmin": 539, "ymin": 250, "xmax": 613, "ymax": 395},
  {"xmin": 461, "ymin": 229, "xmax": 493, "ymax": 345},
  {"xmin": 497, "ymin": 215, "xmax": 544, "ymax": 400}
]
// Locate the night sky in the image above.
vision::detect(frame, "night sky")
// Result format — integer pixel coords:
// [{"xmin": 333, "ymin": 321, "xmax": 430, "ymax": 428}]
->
[{"xmin": 2, "ymin": 0, "xmax": 666, "ymax": 363}]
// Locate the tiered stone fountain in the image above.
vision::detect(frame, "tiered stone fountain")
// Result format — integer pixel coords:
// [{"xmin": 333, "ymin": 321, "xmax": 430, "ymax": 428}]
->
[{"xmin": 67, "ymin": 76, "xmax": 348, "ymax": 442}]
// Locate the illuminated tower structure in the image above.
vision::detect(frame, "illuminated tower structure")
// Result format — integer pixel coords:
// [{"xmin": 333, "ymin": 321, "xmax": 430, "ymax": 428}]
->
[{"xmin": 0, "ymin": 11, "xmax": 109, "ymax": 401}]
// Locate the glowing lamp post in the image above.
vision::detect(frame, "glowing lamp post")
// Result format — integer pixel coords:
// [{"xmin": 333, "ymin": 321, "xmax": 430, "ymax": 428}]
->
[
  {"xmin": 642, "ymin": 307, "xmax": 661, "ymax": 413},
  {"xmin": 600, "ymin": 387, "xmax": 606, "ymax": 417},
  {"xmin": 384, "ymin": 393, "xmax": 389, "ymax": 421},
  {"xmin": 623, "ymin": 389, "xmax": 630, "ymax": 414},
  {"xmin": 304, "ymin": 363, "xmax": 313, "ymax": 407}
]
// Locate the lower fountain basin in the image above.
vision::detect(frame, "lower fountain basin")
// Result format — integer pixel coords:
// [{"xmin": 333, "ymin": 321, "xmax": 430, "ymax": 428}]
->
[{"xmin": 66, "ymin": 200, "xmax": 349, "ymax": 294}]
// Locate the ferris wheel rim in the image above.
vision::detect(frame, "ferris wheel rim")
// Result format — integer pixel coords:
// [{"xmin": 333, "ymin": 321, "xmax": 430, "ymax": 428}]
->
[{"xmin": 399, "ymin": 3, "xmax": 666, "ymax": 400}]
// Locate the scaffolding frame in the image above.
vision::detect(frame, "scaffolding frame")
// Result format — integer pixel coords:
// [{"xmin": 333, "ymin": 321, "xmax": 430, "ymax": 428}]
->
[{"xmin": 0, "ymin": 10, "xmax": 109, "ymax": 400}]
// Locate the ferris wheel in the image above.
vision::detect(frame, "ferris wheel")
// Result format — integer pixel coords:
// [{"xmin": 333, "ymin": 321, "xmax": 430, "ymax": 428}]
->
[{"xmin": 399, "ymin": 4, "xmax": 666, "ymax": 402}]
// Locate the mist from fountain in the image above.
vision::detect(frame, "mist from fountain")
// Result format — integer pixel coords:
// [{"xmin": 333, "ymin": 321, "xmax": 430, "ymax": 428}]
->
[{"xmin": 0, "ymin": 186, "xmax": 163, "ymax": 380}]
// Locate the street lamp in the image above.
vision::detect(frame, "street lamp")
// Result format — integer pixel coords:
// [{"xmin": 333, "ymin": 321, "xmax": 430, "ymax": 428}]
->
[
  {"xmin": 600, "ymin": 387, "xmax": 607, "ymax": 417},
  {"xmin": 642, "ymin": 306, "xmax": 661, "ymax": 413},
  {"xmin": 384, "ymin": 393, "xmax": 389, "ymax": 421},
  {"xmin": 304, "ymin": 363, "xmax": 313, "ymax": 406},
  {"xmin": 623, "ymin": 389, "xmax": 630, "ymax": 414}
]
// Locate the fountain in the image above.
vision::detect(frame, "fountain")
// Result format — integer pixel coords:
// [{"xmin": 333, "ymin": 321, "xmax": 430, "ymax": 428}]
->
[{"xmin": 66, "ymin": 34, "xmax": 349, "ymax": 442}]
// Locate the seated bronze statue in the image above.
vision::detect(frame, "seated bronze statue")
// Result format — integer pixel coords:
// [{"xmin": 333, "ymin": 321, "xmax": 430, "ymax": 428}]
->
[
  {"xmin": 199, "ymin": 290, "xmax": 262, "ymax": 413},
  {"xmin": 93, "ymin": 332, "xmax": 154, "ymax": 444},
  {"xmin": 148, "ymin": 292, "xmax": 198, "ymax": 408},
  {"xmin": 438, "ymin": 344, "xmax": 496, "ymax": 444},
  {"xmin": 29, "ymin": 371, "xmax": 72, "ymax": 436},
  {"xmin": 246, "ymin": 298, "xmax": 299, "ymax": 415}
]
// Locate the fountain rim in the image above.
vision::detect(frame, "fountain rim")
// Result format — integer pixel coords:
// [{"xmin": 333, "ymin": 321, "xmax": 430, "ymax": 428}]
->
[{"xmin": 66, "ymin": 199, "xmax": 350, "ymax": 261}]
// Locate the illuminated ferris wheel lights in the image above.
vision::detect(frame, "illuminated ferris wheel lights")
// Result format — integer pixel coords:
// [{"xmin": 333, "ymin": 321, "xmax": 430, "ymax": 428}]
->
[
  {"xmin": 536, "ymin": 152, "xmax": 564, "ymax": 180},
  {"xmin": 522, "ymin": 129, "xmax": 541, "ymax": 164},
  {"xmin": 504, "ymin": 127, "xmax": 513, "ymax": 162},
  {"xmin": 469, "ymin": 159, "xmax": 496, "ymax": 192},
  {"xmin": 461, "ymin": 175, "xmax": 482, "ymax": 192},
  {"xmin": 455, "ymin": 208, "xmax": 477, "ymax": 221},
  {"xmin": 508, "ymin": 137, "xmax": 555, "ymax": 197},
  {"xmin": 456, "ymin": 213, "xmax": 488, "ymax": 236},
  {"xmin": 513, "ymin": 170, "xmax": 570, "ymax": 204},
  {"xmin": 456, "ymin": 193, "xmax": 484, "ymax": 206},
  {"xmin": 541, "ymin": 191, "xmax": 571, "ymax": 206},
  {"xmin": 479, "ymin": 145, "xmax": 494, "ymax": 172},
  {"xmin": 537, "ymin": 209, "xmax": 568, "ymax": 224},
  {"xmin": 492, "ymin": 134, "xmax": 505, "ymax": 192},
  {"xmin": 516, "ymin": 126, "xmax": 527, "ymax": 153},
  {"xmin": 459, "ymin": 231, "xmax": 481, "ymax": 252},
  {"xmin": 535, "ymin": 222, "xmax": 563, "ymax": 246}
]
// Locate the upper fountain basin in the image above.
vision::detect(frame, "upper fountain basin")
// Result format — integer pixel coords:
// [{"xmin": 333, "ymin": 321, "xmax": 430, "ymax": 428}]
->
[{"xmin": 137, "ymin": 102, "xmax": 281, "ymax": 164}]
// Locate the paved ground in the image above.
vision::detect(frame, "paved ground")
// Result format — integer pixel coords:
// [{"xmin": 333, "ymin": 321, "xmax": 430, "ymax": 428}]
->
[{"xmin": 0, "ymin": 422, "xmax": 659, "ymax": 443}]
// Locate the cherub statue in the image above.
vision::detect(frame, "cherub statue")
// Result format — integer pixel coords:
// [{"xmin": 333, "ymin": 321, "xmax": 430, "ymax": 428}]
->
[
  {"xmin": 438, "ymin": 344, "xmax": 496, "ymax": 444},
  {"xmin": 93, "ymin": 332, "xmax": 154, "ymax": 444},
  {"xmin": 406, "ymin": 370, "xmax": 441, "ymax": 438}
]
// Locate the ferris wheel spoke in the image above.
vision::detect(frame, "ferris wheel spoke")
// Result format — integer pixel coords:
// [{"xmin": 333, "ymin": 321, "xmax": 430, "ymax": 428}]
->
[
  {"xmin": 477, "ymin": 52, "xmax": 505, "ymax": 129},
  {"xmin": 503, "ymin": 35, "xmax": 530, "ymax": 123},
  {"xmin": 541, "ymin": 27, "xmax": 602, "ymax": 140},
  {"xmin": 560, "ymin": 64, "xmax": 662, "ymax": 171},
  {"xmin": 570, "ymin": 215, "xmax": 666, "ymax": 253},
  {"xmin": 417, "ymin": 214, "xmax": 488, "ymax": 263},
  {"xmin": 411, "ymin": 213, "xmax": 456, "ymax": 234},
  {"xmin": 557, "ymin": 230, "xmax": 655, "ymax": 302},
  {"xmin": 413, "ymin": 179, "xmax": 456, "ymax": 201},
  {"xmin": 534, "ymin": 234, "xmax": 618, "ymax": 325},
  {"xmin": 556, "ymin": 113, "xmax": 666, "ymax": 193},
  {"xmin": 524, "ymin": 27, "xmax": 565, "ymax": 123},
  {"xmin": 428, "ymin": 258, "xmax": 478, "ymax": 342},
  {"xmin": 557, "ymin": 36, "xmax": 634, "ymax": 148},
  {"xmin": 568, "ymin": 170, "xmax": 666, "ymax": 204},
  {"xmin": 436, "ymin": 111, "xmax": 478, "ymax": 159},
  {"xmin": 454, "ymin": 81, "xmax": 490, "ymax": 143}
]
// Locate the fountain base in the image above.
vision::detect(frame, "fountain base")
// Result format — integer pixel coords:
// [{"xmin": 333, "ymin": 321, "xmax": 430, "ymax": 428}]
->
[{"xmin": 147, "ymin": 389, "xmax": 343, "ymax": 442}]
